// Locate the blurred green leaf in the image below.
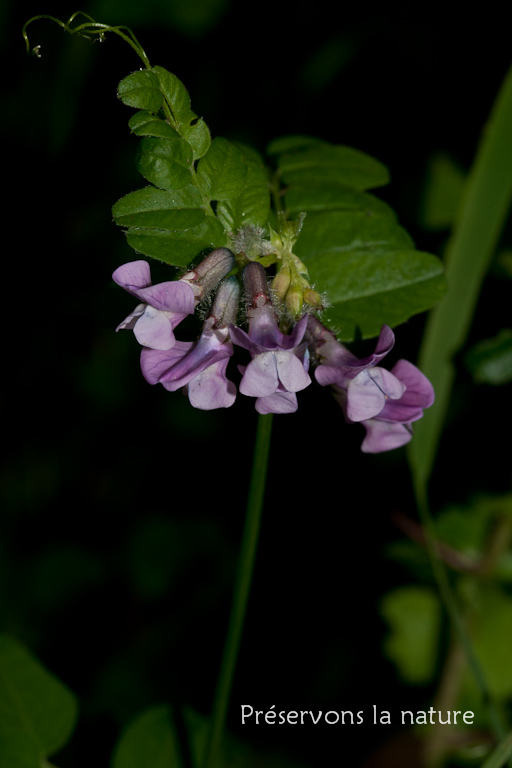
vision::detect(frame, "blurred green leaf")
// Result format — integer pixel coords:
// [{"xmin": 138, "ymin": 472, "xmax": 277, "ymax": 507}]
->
[
  {"xmin": 118, "ymin": 70, "xmax": 163, "ymax": 112},
  {"xmin": 112, "ymin": 706, "xmax": 181, "ymax": 768},
  {"xmin": 465, "ymin": 589, "xmax": 512, "ymax": 700},
  {"xmin": 135, "ymin": 137, "xmax": 194, "ymax": 190},
  {"xmin": 295, "ymin": 210, "xmax": 446, "ymax": 339},
  {"xmin": 266, "ymin": 135, "xmax": 327, "ymax": 155},
  {"xmin": 420, "ymin": 152, "xmax": 466, "ymax": 231},
  {"xmin": 0, "ymin": 634, "xmax": 78, "ymax": 768},
  {"xmin": 465, "ymin": 329, "xmax": 512, "ymax": 385},
  {"xmin": 196, "ymin": 137, "xmax": 248, "ymax": 203},
  {"xmin": 380, "ymin": 587, "xmax": 440, "ymax": 684}
]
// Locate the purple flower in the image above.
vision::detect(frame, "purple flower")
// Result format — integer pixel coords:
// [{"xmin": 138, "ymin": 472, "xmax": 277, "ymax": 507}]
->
[
  {"xmin": 229, "ymin": 263, "xmax": 311, "ymax": 414},
  {"xmin": 345, "ymin": 360, "xmax": 435, "ymax": 453},
  {"xmin": 113, "ymin": 249, "xmax": 236, "ymax": 351},
  {"xmin": 113, "ymin": 260, "xmax": 197, "ymax": 350},
  {"xmin": 308, "ymin": 315, "xmax": 434, "ymax": 452},
  {"xmin": 139, "ymin": 276, "xmax": 240, "ymax": 410}
]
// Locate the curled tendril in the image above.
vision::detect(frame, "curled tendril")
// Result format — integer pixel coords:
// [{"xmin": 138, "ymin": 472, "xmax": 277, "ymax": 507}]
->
[{"xmin": 22, "ymin": 11, "xmax": 151, "ymax": 68}]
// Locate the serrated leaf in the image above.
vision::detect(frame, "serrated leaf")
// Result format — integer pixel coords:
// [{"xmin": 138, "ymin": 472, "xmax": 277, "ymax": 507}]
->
[
  {"xmin": 135, "ymin": 137, "xmax": 194, "ymax": 190},
  {"xmin": 128, "ymin": 111, "xmax": 180, "ymax": 139},
  {"xmin": 112, "ymin": 705, "xmax": 180, "ymax": 768},
  {"xmin": 284, "ymin": 182, "xmax": 396, "ymax": 217},
  {"xmin": 295, "ymin": 210, "xmax": 445, "ymax": 339},
  {"xmin": 380, "ymin": 587, "xmax": 440, "ymax": 684},
  {"xmin": 126, "ymin": 216, "xmax": 227, "ymax": 266},
  {"xmin": 152, "ymin": 66, "xmax": 211, "ymax": 159},
  {"xmin": 277, "ymin": 143, "xmax": 390, "ymax": 190},
  {"xmin": 113, "ymin": 186, "xmax": 204, "ymax": 228},
  {"xmin": 465, "ymin": 329, "xmax": 512, "ymax": 385},
  {"xmin": 0, "ymin": 634, "xmax": 78, "ymax": 768},
  {"xmin": 196, "ymin": 137, "xmax": 247, "ymax": 202},
  {"xmin": 217, "ymin": 159, "xmax": 270, "ymax": 233},
  {"xmin": 118, "ymin": 70, "xmax": 163, "ymax": 112}
]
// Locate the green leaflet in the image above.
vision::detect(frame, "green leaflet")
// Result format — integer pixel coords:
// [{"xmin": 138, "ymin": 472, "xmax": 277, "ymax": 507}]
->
[
  {"xmin": 128, "ymin": 110, "xmax": 180, "ymax": 139},
  {"xmin": 0, "ymin": 634, "xmax": 78, "ymax": 767},
  {"xmin": 196, "ymin": 137, "xmax": 248, "ymax": 202},
  {"xmin": 126, "ymin": 218, "xmax": 227, "ymax": 266},
  {"xmin": 113, "ymin": 186, "xmax": 226, "ymax": 266},
  {"xmin": 284, "ymin": 182, "xmax": 396, "ymax": 218},
  {"xmin": 152, "ymin": 65, "xmax": 211, "ymax": 159},
  {"xmin": 274, "ymin": 139, "xmax": 390, "ymax": 190},
  {"xmin": 118, "ymin": 70, "xmax": 163, "ymax": 112},
  {"xmin": 294, "ymin": 210, "xmax": 446, "ymax": 339},
  {"xmin": 135, "ymin": 137, "xmax": 194, "ymax": 190},
  {"xmin": 216, "ymin": 146, "xmax": 270, "ymax": 234}
]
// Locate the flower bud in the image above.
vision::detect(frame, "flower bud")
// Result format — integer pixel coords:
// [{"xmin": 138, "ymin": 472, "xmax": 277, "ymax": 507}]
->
[
  {"xmin": 206, "ymin": 276, "xmax": 241, "ymax": 330},
  {"xmin": 272, "ymin": 265, "xmax": 291, "ymax": 301},
  {"xmin": 286, "ymin": 286, "xmax": 303, "ymax": 318},
  {"xmin": 182, "ymin": 248, "xmax": 235, "ymax": 297},
  {"xmin": 303, "ymin": 288, "xmax": 324, "ymax": 310},
  {"xmin": 242, "ymin": 262, "xmax": 271, "ymax": 308}
]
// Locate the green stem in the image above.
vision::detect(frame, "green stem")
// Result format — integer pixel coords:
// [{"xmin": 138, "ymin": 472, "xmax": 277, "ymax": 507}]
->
[{"xmin": 203, "ymin": 413, "xmax": 274, "ymax": 768}]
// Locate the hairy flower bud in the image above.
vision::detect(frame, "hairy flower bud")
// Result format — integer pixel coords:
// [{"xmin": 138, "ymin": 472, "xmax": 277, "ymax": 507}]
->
[
  {"xmin": 285, "ymin": 287, "xmax": 303, "ymax": 318},
  {"xmin": 243, "ymin": 262, "xmax": 271, "ymax": 308},
  {"xmin": 182, "ymin": 248, "xmax": 235, "ymax": 297},
  {"xmin": 303, "ymin": 288, "xmax": 324, "ymax": 310},
  {"xmin": 205, "ymin": 276, "xmax": 241, "ymax": 330},
  {"xmin": 272, "ymin": 265, "xmax": 291, "ymax": 301}
]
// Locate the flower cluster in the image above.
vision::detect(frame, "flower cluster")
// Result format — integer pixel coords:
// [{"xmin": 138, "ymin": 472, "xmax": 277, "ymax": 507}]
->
[{"xmin": 113, "ymin": 250, "xmax": 434, "ymax": 451}]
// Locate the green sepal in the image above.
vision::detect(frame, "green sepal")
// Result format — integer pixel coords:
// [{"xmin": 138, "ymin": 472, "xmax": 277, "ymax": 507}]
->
[
  {"xmin": 274, "ymin": 138, "xmax": 390, "ymax": 190},
  {"xmin": 128, "ymin": 110, "xmax": 180, "ymax": 139},
  {"xmin": 135, "ymin": 137, "xmax": 194, "ymax": 190},
  {"xmin": 196, "ymin": 137, "xmax": 248, "ymax": 202},
  {"xmin": 118, "ymin": 70, "xmax": 163, "ymax": 112},
  {"xmin": 295, "ymin": 210, "xmax": 446, "ymax": 339},
  {"xmin": 152, "ymin": 65, "xmax": 211, "ymax": 159}
]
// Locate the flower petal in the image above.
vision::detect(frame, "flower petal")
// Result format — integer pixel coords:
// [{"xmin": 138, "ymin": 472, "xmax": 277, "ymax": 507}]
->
[
  {"xmin": 255, "ymin": 390, "xmax": 298, "ymax": 414},
  {"xmin": 140, "ymin": 342, "xmax": 193, "ymax": 384},
  {"xmin": 275, "ymin": 349, "xmax": 311, "ymax": 392},
  {"xmin": 240, "ymin": 352, "xmax": 279, "ymax": 397},
  {"xmin": 136, "ymin": 280, "xmax": 196, "ymax": 314},
  {"xmin": 133, "ymin": 306, "xmax": 178, "ymax": 350},
  {"xmin": 115, "ymin": 303, "xmax": 146, "ymax": 332},
  {"xmin": 186, "ymin": 358, "xmax": 236, "ymax": 409},
  {"xmin": 112, "ymin": 261, "xmax": 151, "ymax": 292},
  {"xmin": 346, "ymin": 367, "xmax": 406, "ymax": 422},
  {"xmin": 361, "ymin": 419, "xmax": 413, "ymax": 453}
]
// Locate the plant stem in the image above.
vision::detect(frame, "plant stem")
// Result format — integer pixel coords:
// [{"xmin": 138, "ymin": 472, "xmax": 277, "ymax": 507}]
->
[{"xmin": 203, "ymin": 413, "xmax": 274, "ymax": 768}]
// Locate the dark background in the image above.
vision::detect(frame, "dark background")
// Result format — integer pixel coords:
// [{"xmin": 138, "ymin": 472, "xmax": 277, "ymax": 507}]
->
[{"xmin": 2, "ymin": 1, "xmax": 512, "ymax": 765}]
